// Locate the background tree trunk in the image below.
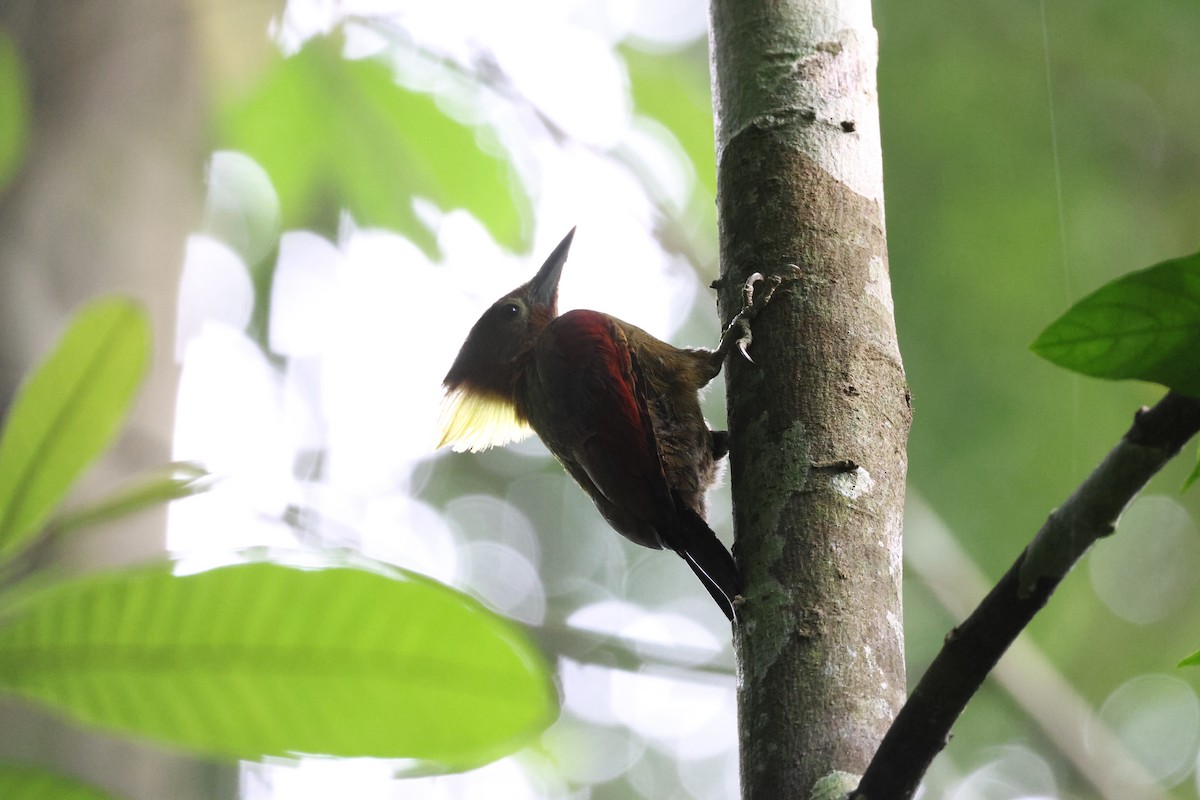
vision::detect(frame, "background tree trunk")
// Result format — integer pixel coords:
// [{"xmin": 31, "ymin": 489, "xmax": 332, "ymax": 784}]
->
[
  {"xmin": 707, "ymin": 1, "xmax": 910, "ymax": 796},
  {"xmin": 0, "ymin": 2, "xmax": 229, "ymax": 797}
]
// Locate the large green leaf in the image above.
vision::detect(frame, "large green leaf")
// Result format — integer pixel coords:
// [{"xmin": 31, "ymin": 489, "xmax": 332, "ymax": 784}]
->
[
  {"xmin": 0, "ymin": 763, "xmax": 118, "ymax": 800},
  {"xmin": 0, "ymin": 298, "xmax": 150, "ymax": 560},
  {"xmin": 0, "ymin": 31, "xmax": 29, "ymax": 190},
  {"xmin": 0, "ymin": 554, "xmax": 557, "ymax": 766},
  {"xmin": 1031, "ymin": 251, "xmax": 1200, "ymax": 396},
  {"xmin": 219, "ymin": 36, "xmax": 530, "ymax": 256}
]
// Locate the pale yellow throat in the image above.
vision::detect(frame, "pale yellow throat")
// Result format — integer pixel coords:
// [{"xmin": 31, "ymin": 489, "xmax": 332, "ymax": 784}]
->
[{"xmin": 437, "ymin": 387, "xmax": 533, "ymax": 453}]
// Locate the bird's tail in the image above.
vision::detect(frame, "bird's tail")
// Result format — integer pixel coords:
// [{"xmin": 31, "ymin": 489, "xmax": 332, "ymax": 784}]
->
[{"xmin": 670, "ymin": 502, "xmax": 743, "ymax": 623}]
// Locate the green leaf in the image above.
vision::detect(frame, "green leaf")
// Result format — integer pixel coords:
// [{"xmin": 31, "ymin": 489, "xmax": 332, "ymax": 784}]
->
[
  {"xmin": 219, "ymin": 36, "xmax": 530, "ymax": 257},
  {"xmin": 0, "ymin": 553, "xmax": 557, "ymax": 766},
  {"xmin": 0, "ymin": 298, "xmax": 151, "ymax": 560},
  {"xmin": 48, "ymin": 462, "xmax": 212, "ymax": 538},
  {"xmin": 1031, "ymin": 252, "xmax": 1200, "ymax": 395},
  {"xmin": 0, "ymin": 762, "xmax": 119, "ymax": 800},
  {"xmin": 0, "ymin": 31, "xmax": 29, "ymax": 190},
  {"xmin": 1180, "ymin": 649, "xmax": 1200, "ymax": 668}
]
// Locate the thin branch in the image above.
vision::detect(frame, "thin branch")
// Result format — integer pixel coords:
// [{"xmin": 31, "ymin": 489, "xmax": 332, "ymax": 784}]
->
[
  {"xmin": 853, "ymin": 391, "xmax": 1200, "ymax": 800},
  {"xmin": 531, "ymin": 622, "xmax": 735, "ymax": 685},
  {"xmin": 906, "ymin": 495, "xmax": 1171, "ymax": 800}
]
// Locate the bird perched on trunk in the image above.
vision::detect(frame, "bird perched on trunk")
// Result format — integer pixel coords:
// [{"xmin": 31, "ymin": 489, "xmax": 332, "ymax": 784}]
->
[{"xmin": 438, "ymin": 229, "xmax": 782, "ymax": 622}]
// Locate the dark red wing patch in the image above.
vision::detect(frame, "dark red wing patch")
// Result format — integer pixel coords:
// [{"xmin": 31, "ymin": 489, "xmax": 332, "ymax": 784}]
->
[
  {"xmin": 546, "ymin": 310, "xmax": 675, "ymax": 529},
  {"xmin": 534, "ymin": 310, "xmax": 741, "ymax": 619}
]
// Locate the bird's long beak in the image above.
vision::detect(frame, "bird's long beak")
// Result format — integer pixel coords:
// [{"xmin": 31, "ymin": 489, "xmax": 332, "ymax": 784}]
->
[{"xmin": 527, "ymin": 227, "xmax": 575, "ymax": 308}]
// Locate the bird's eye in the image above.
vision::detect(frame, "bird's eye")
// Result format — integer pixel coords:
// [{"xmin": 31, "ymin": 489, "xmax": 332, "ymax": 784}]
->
[{"xmin": 501, "ymin": 303, "xmax": 520, "ymax": 318}]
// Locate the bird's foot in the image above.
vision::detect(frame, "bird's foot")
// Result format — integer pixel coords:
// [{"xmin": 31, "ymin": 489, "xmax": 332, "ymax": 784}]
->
[{"xmin": 719, "ymin": 265, "xmax": 802, "ymax": 362}]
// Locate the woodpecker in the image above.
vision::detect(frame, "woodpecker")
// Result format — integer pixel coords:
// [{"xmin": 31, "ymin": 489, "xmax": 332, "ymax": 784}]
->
[{"xmin": 438, "ymin": 229, "xmax": 780, "ymax": 621}]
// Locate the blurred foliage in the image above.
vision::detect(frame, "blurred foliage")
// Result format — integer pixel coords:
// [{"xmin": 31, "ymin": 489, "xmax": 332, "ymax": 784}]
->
[
  {"xmin": 0, "ymin": 300, "xmax": 556, "ymax": 797},
  {"xmin": 622, "ymin": 42, "xmax": 716, "ymax": 198},
  {"xmin": 0, "ymin": 30, "xmax": 27, "ymax": 190},
  {"xmin": 874, "ymin": 0, "xmax": 1200, "ymax": 796},
  {"xmin": 217, "ymin": 35, "xmax": 530, "ymax": 258},
  {"xmin": 621, "ymin": 40, "xmax": 722, "ymax": 274},
  {"xmin": 0, "ymin": 762, "xmax": 119, "ymax": 800}
]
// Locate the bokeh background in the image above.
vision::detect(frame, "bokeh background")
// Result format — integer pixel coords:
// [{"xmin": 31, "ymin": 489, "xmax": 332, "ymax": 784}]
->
[{"xmin": 2, "ymin": 0, "xmax": 1200, "ymax": 798}]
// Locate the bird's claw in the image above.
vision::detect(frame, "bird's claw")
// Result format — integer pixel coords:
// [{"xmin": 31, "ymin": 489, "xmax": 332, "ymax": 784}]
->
[
  {"xmin": 719, "ymin": 265, "xmax": 800, "ymax": 363},
  {"xmin": 741, "ymin": 272, "xmax": 765, "ymax": 311},
  {"xmin": 737, "ymin": 334, "xmax": 754, "ymax": 364}
]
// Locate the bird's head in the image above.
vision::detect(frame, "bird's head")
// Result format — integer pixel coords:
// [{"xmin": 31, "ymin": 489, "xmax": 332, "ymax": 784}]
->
[{"xmin": 437, "ymin": 227, "xmax": 574, "ymax": 452}]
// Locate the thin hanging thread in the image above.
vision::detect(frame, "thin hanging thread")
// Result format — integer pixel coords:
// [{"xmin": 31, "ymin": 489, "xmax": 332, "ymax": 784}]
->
[
  {"xmin": 1039, "ymin": 0, "xmax": 1070, "ymax": 300},
  {"xmin": 1039, "ymin": 0, "xmax": 1079, "ymax": 474}
]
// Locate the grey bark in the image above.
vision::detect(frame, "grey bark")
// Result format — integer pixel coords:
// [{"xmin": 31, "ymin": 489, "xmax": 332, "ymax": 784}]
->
[{"xmin": 707, "ymin": 1, "xmax": 910, "ymax": 797}]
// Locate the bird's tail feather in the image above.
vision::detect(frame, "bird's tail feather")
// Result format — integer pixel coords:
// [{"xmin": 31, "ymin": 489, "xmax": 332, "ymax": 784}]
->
[{"xmin": 670, "ymin": 503, "xmax": 742, "ymax": 622}]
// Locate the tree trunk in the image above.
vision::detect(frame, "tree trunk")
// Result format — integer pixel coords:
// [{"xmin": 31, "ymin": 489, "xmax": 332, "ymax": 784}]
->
[{"xmin": 707, "ymin": 1, "xmax": 910, "ymax": 796}]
